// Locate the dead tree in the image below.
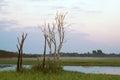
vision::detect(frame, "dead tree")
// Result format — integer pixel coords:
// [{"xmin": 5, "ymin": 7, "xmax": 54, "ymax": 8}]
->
[
  {"xmin": 16, "ymin": 33, "xmax": 27, "ymax": 72},
  {"xmin": 41, "ymin": 12, "xmax": 67, "ymax": 61},
  {"xmin": 41, "ymin": 23, "xmax": 48, "ymax": 69},
  {"xmin": 51, "ymin": 23, "xmax": 57, "ymax": 60},
  {"xmin": 46, "ymin": 23, "xmax": 53, "ymax": 58},
  {"xmin": 47, "ymin": 23, "xmax": 57, "ymax": 59},
  {"xmin": 55, "ymin": 12, "xmax": 67, "ymax": 59}
]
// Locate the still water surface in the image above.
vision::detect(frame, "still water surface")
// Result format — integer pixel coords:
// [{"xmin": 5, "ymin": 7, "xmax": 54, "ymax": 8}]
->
[
  {"xmin": 0, "ymin": 64, "xmax": 120, "ymax": 75},
  {"xmin": 64, "ymin": 66, "xmax": 120, "ymax": 75},
  {"xmin": 0, "ymin": 64, "xmax": 30, "ymax": 71}
]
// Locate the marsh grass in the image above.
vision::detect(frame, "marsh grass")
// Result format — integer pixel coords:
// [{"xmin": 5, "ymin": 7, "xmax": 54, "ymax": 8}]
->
[
  {"xmin": 0, "ymin": 58, "xmax": 36, "ymax": 65},
  {"xmin": 1, "ymin": 58, "xmax": 120, "ymax": 66},
  {"xmin": 31, "ymin": 59, "xmax": 63, "ymax": 73},
  {"xmin": 0, "ymin": 58, "xmax": 120, "ymax": 80},
  {"xmin": 60, "ymin": 59, "xmax": 120, "ymax": 66},
  {"xmin": 0, "ymin": 71, "xmax": 120, "ymax": 80}
]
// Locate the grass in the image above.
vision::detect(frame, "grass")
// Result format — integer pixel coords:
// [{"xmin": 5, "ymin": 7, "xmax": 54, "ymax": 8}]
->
[
  {"xmin": 60, "ymin": 59, "xmax": 120, "ymax": 66},
  {"xmin": 0, "ymin": 58, "xmax": 35, "ymax": 65},
  {"xmin": 0, "ymin": 70, "xmax": 120, "ymax": 80},
  {"xmin": 1, "ymin": 58, "xmax": 120, "ymax": 66}
]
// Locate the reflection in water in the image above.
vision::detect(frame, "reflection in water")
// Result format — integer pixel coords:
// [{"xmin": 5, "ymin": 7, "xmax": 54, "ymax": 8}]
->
[{"xmin": 64, "ymin": 66, "xmax": 120, "ymax": 75}]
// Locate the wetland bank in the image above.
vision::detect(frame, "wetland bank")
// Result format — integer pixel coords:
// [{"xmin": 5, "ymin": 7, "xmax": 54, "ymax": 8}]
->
[{"xmin": 0, "ymin": 58, "xmax": 120, "ymax": 80}]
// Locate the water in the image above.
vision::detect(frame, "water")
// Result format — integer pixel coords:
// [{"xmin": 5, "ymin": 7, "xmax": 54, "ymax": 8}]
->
[
  {"xmin": 64, "ymin": 66, "xmax": 120, "ymax": 75},
  {"xmin": 0, "ymin": 64, "xmax": 31, "ymax": 71},
  {"xmin": 1, "ymin": 64, "xmax": 120, "ymax": 75}
]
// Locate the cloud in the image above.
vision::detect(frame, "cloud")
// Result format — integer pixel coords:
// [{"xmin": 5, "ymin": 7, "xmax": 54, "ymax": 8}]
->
[
  {"xmin": 0, "ymin": 0, "xmax": 7, "ymax": 13},
  {"xmin": 4, "ymin": 24, "xmax": 39, "ymax": 32},
  {"xmin": 30, "ymin": 0, "xmax": 48, "ymax": 1},
  {"xmin": 78, "ymin": 1, "xmax": 86, "ymax": 5},
  {"xmin": 86, "ymin": 27, "xmax": 120, "ymax": 46},
  {"xmin": 0, "ymin": 20, "xmax": 18, "ymax": 31},
  {"xmin": 84, "ymin": 10, "xmax": 102, "ymax": 14},
  {"xmin": 12, "ymin": 26, "xmax": 39, "ymax": 32},
  {"xmin": 0, "ymin": 20, "xmax": 38, "ymax": 31},
  {"xmin": 51, "ymin": 6, "xmax": 66, "ymax": 10},
  {"xmin": 0, "ymin": 20, "xmax": 17, "ymax": 27},
  {"xmin": 71, "ymin": 5, "xmax": 102, "ymax": 14},
  {"xmin": 72, "ymin": 6, "xmax": 81, "ymax": 10},
  {"xmin": 0, "ymin": 0, "xmax": 4, "ymax": 9},
  {"xmin": 70, "ymin": 0, "xmax": 103, "ymax": 14},
  {"xmin": 0, "ymin": 0, "xmax": 5, "ymax": 6}
]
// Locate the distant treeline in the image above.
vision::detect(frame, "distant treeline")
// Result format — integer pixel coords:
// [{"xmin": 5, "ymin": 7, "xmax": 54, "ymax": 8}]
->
[
  {"xmin": 0, "ymin": 50, "xmax": 41, "ymax": 58},
  {"xmin": 0, "ymin": 50, "xmax": 120, "ymax": 58},
  {"xmin": 60, "ymin": 50, "xmax": 120, "ymax": 57}
]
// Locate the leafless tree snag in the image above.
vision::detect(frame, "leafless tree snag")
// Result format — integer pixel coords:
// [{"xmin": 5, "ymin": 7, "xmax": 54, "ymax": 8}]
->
[
  {"xmin": 47, "ymin": 23, "xmax": 53, "ymax": 58},
  {"xmin": 41, "ymin": 12, "xmax": 67, "ymax": 62},
  {"xmin": 55, "ymin": 12, "xmax": 67, "ymax": 59},
  {"xmin": 16, "ymin": 32, "xmax": 27, "ymax": 72},
  {"xmin": 41, "ymin": 23, "xmax": 48, "ymax": 68},
  {"xmin": 47, "ymin": 23, "xmax": 57, "ymax": 59},
  {"xmin": 51, "ymin": 23, "xmax": 57, "ymax": 60}
]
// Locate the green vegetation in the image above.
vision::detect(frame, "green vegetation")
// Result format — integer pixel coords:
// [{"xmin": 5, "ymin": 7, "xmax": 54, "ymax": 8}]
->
[
  {"xmin": 0, "ymin": 71, "xmax": 120, "ymax": 80},
  {"xmin": 31, "ymin": 60, "xmax": 62, "ymax": 73},
  {"xmin": 1, "ymin": 58, "xmax": 120, "ymax": 80},
  {"xmin": 0, "ymin": 58, "xmax": 35, "ymax": 65},
  {"xmin": 61, "ymin": 59, "xmax": 120, "ymax": 66},
  {"xmin": 1, "ymin": 58, "xmax": 120, "ymax": 66}
]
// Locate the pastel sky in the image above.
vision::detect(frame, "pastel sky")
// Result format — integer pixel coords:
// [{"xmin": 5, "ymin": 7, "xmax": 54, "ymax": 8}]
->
[{"xmin": 0, "ymin": 0, "xmax": 120, "ymax": 54}]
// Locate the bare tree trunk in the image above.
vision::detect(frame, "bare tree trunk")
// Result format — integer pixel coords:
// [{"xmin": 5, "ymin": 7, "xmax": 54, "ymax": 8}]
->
[
  {"xmin": 42, "ymin": 36, "xmax": 47, "ymax": 69},
  {"xmin": 16, "ymin": 33, "xmax": 27, "ymax": 72},
  {"xmin": 53, "ymin": 43, "xmax": 57, "ymax": 60},
  {"xmin": 41, "ymin": 24, "xmax": 48, "ymax": 69},
  {"xmin": 49, "ymin": 47, "xmax": 52, "ymax": 58},
  {"xmin": 46, "ymin": 37, "xmax": 52, "ymax": 58},
  {"xmin": 57, "ymin": 48, "xmax": 60, "ymax": 60},
  {"xmin": 17, "ymin": 49, "xmax": 20, "ymax": 72},
  {"xmin": 20, "ymin": 50, "xmax": 23, "ymax": 69},
  {"xmin": 55, "ymin": 12, "xmax": 66, "ymax": 60}
]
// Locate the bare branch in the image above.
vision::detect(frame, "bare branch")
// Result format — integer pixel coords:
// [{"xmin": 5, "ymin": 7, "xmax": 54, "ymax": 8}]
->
[
  {"xmin": 17, "ymin": 37, "xmax": 21, "ymax": 46},
  {"xmin": 16, "ymin": 44, "xmax": 19, "ymax": 51},
  {"xmin": 24, "ymin": 33, "xmax": 28, "ymax": 40}
]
